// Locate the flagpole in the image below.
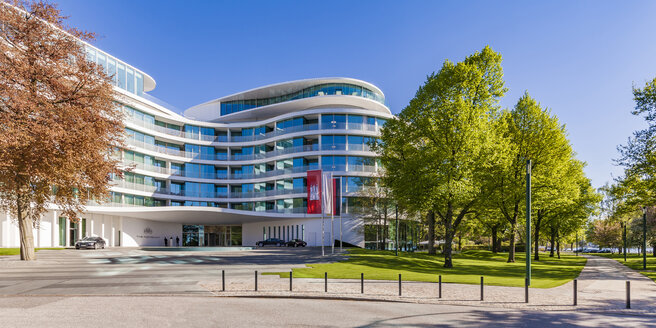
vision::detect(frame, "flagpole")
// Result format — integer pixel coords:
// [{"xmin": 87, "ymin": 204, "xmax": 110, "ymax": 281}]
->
[
  {"xmin": 339, "ymin": 176, "xmax": 343, "ymax": 253},
  {"xmin": 321, "ymin": 172, "xmax": 325, "ymax": 257},
  {"xmin": 331, "ymin": 172, "xmax": 334, "ymax": 255}
]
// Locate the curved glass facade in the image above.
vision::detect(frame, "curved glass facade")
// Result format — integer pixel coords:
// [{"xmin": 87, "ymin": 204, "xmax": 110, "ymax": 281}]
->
[{"xmin": 220, "ymin": 83, "xmax": 385, "ymax": 116}]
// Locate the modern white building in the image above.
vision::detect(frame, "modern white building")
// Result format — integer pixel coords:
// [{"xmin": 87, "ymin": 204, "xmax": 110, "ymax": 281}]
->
[{"xmin": 0, "ymin": 44, "xmax": 393, "ymax": 248}]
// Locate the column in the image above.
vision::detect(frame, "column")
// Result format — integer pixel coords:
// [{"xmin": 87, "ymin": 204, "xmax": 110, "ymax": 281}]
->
[
  {"xmin": 110, "ymin": 217, "xmax": 115, "ymax": 247},
  {"xmin": 65, "ymin": 217, "xmax": 71, "ymax": 247},
  {"xmin": 51, "ymin": 210, "xmax": 57, "ymax": 247}
]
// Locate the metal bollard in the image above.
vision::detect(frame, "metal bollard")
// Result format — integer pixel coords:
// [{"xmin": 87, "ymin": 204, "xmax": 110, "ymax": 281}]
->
[
  {"xmin": 361, "ymin": 273, "xmax": 364, "ymax": 294},
  {"xmin": 399, "ymin": 274, "xmax": 402, "ymax": 296},
  {"xmin": 439, "ymin": 275, "xmax": 442, "ymax": 299},
  {"xmin": 525, "ymin": 278, "xmax": 529, "ymax": 303},
  {"xmin": 325, "ymin": 272, "xmax": 328, "ymax": 292},
  {"xmin": 290, "ymin": 271, "xmax": 293, "ymax": 291},
  {"xmin": 255, "ymin": 270, "xmax": 258, "ymax": 291},
  {"xmin": 573, "ymin": 279, "xmax": 577, "ymax": 306},
  {"xmin": 626, "ymin": 281, "xmax": 631, "ymax": 309},
  {"xmin": 480, "ymin": 276, "xmax": 484, "ymax": 301},
  {"xmin": 222, "ymin": 270, "xmax": 225, "ymax": 292}
]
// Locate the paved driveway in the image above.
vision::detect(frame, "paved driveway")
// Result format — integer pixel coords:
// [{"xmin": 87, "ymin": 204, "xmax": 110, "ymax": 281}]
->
[{"xmin": 0, "ymin": 247, "xmax": 341, "ymax": 296}]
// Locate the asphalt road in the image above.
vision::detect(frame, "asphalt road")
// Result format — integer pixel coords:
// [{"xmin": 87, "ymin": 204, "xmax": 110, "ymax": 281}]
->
[
  {"xmin": 0, "ymin": 247, "xmax": 340, "ymax": 295},
  {"xmin": 0, "ymin": 296, "xmax": 653, "ymax": 327}
]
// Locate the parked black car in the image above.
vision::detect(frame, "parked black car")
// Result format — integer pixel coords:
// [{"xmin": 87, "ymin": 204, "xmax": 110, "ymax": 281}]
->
[
  {"xmin": 286, "ymin": 239, "xmax": 307, "ymax": 247},
  {"xmin": 256, "ymin": 238, "xmax": 285, "ymax": 247},
  {"xmin": 75, "ymin": 236, "xmax": 106, "ymax": 249}
]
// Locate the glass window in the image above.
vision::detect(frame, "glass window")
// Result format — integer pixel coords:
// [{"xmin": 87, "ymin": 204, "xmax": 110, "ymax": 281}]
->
[
  {"xmin": 185, "ymin": 125, "xmax": 200, "ymax": 138},
  {"xmin": 348, "ymin": 115, "xmax": 363, "ymax": 126},
  {"xmin": 185, "ymin": 182, "xmax": 200, "ymax": 197},
  {"xmin": 293, "ymin": 178, "xmax": 306, "ymax": 190},
  {"xmin": 171, "ymin": 163, "xmax": 183, "ymax": 175},
  {"xmin": 96, "ymin": 52, "xmax": 106, "ymax": 71},
  {"xmin": 126, "ymin": 67, "xmax": 135, "ymax": 94},
  {"xmin": 135, "ymin": 72, "xmax": 143, "ymax": 95},
  {"xmin": 117, "ymin": 63, "xmax": 126, "ymax": 89},
  {"xmin": 200, "ymin": 184, "xmax": 214, "ymax": 198},
  {"xmin": 201, "ymin": 127, "xmax": 215, "ymax": 137},
  {"xmin": 185, "ymin": 163, "xmax": 200, "ymax": 178},
  {"xmin": 200, "ymin": 165, "xmax": 214, "ymax": 179},
  {"xmin": 107, "ymin": 57, "xmax": 116, "ymax": 84}
]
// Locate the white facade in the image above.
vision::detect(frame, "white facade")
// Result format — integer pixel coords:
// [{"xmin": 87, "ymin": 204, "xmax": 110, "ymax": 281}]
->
[{"xmin": 0, "ymin": 44, "xmax": 392, "ymax": 249}]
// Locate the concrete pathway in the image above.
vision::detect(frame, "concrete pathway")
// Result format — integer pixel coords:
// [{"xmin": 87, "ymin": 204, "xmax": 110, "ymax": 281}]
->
[
  {"xmin": 202, "ymin": 255, "xmax": 656, "ymax": 312},
  {"xmin": 1, "ymin": 296, "xmax": 654, "ymax": 328}
]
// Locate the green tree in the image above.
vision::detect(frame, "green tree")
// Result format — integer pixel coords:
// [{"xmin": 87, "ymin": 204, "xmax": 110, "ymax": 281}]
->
[
  {"xmin": 374, "ymin": 46, "xmax": 509, "ymax": 267},
  {"xmin": 616, "ymin": 78, "xmax": 656, "ymax": 207},
  {"xmin": 493, "ymin": 93, "xmax": 573, "ymax": 262}
]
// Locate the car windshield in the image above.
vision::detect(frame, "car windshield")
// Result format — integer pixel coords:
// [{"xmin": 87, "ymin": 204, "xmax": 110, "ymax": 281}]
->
[{"xmin": 82, "ymin": 237, "xmax": 95, "ymax": 241}]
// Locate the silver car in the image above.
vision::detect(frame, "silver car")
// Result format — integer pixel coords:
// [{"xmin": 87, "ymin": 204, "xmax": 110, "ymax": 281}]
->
[{"xmin": 75, "ymin": 236, "xmax": 106, "ymax": 249}]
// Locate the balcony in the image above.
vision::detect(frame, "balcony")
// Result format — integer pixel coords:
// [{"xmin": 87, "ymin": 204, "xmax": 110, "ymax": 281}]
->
[{"xmin": 124, "ymin": 115, "xmax": 380, "ymax": 144}]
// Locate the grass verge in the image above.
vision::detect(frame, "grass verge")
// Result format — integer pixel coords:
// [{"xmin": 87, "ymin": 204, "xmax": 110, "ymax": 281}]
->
[
  {"xmin": 265, "ymin": 249, "xmax": 586, "ymax": 288},
  {"xmin": 593, "ymin": 253, "xmax": 656, "ymax": 282},
  {"xmin": 0, "ymin": 248, "xmax": 65, "ymax": 256}
]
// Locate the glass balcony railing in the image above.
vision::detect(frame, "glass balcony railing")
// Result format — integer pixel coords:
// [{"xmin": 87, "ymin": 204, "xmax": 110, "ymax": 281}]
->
[
  {"xmin": 111, "ymin": 180, "xmax": 306, "ymax": 199},
  {"xmin": 124, "ymin": 115, "xmax": 380, "ymax": 144},
  {"xmin": 123, "ymin": 159, "xmax": 376, "ymax": 179},
  {"xmin": 87, "ymin": 200, "xmax": 310, "ymax": 214}
]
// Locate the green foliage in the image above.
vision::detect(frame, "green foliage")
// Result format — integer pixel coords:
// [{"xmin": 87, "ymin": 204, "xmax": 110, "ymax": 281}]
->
[
  {"xmin": 266, "ymin": 249, "xmax": 586, "ymax": 289},
  {"xmin": 374, "ymin": 46, "xmax": 509, "ymax": 267},
  {"xmin": 615, "ymin": 78, "xmax": 656, "ymax": 207},
  {"xmin": 0, "ymin": 248, "xmax": 64, "ymax": 256}
]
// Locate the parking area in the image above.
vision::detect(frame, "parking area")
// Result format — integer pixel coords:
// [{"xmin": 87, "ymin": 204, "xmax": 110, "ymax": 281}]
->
[{"xmin": 0, "ymin": 247, "xmax": 343, "ymax": 296}]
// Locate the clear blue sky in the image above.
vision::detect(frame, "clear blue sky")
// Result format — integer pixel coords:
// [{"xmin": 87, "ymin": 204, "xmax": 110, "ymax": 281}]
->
[{"xmin": 56, "ymin": 0, "xmax": 656, "ymax": 190}]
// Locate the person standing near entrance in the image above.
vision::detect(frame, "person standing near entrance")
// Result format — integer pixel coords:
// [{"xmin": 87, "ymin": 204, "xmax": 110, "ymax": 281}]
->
[
  {"xmin": 170, "ymin": 236, "xmax": 173, "ymax": 247},
  {"xmin": 176, "ymin": 236, "xmax": 180, "ymax": 247},
  {"xmin": 164, "ymin": 237, "xmax": 167, "ymax": 246}
]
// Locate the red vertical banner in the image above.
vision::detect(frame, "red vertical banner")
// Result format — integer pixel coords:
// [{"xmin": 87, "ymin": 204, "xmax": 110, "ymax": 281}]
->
[
  {"xmin": 307, "ymin": 170, "xmax": 322, "ymax": 214},
  {"xmin": 333, "ymin": 177, "xmax": 341, "ymax": 216}
]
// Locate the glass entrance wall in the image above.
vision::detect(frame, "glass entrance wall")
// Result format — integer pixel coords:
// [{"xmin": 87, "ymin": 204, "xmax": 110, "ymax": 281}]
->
[
  {"xmin": 69, "ymin": 222, "xmax": 78, "ymax": 246},
  {"xmin": 182, "ymin": 225, "xmax": 242, "ymax": 246}
]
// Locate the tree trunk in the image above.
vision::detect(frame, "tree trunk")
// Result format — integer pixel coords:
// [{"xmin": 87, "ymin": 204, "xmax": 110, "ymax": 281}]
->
[
  {"xmin": 443, "ymin": 203, "xmax": 455, "ymax": 268},
  {"xmin": 458, "ymin": 234, "xmax": 462, "ymax": 252},
  {"xmin": 556, "ymin": 233, "xmax": 561, "ymax": 259},
  {"xmin": 507, "ymin": 223, "xmax": 516, "ymax": 263},
  {"xmin": 534, "ymin": 210, "xmax": 542, "ymax": 261},
  {"xmin": 549, "ymin": 228, "xmax": 556, "ymax": 258},
  {"xmin": 18, "ymin": 204, "xmax": 36, "ymax": 261},
  {"xmin": 427, "ymin": 210, "xmax": 436, "ymax": 255},
  {"xmin": 491, "ymin": 225, "xmax": 498, "ymax": 253},
  {"xmin": 383, "ymin": 209, "xmax": 388, "ymax": 251},
  {"xmin": 375, "ymin": 218, "xmax": 380, "ymax": 250}
]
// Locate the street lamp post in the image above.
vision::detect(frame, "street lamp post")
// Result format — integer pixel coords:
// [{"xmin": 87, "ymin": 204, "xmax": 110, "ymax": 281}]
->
[
  {"xmin": 526, "ymin": 160, "xmax": 531, "ymax": 286},
  {"xmin": 643, "ymin": 207, "xmax": 647, "ymax": 270}
]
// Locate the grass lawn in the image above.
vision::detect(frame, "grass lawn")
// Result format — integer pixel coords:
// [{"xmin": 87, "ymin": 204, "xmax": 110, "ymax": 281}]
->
[
  {"xmin": 265, "ymin": 249, "xmax": 586, "ymax": 288},
  {"xmin": 0, "ymin": 248, "xmax": 64, "ymax": 256},
  {"xmin": 593, "ymin": 253, "xmax": 656, "ymax": 282}
]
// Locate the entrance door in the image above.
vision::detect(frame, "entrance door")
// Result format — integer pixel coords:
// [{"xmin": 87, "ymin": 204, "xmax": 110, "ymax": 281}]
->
[{"xmin": 69, "ymin": 222, "xmax": 78, "ymax": 246}]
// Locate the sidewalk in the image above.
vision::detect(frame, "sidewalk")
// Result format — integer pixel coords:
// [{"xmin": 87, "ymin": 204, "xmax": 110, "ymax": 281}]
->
[{"xmin": 200, "ymin": 255, "xmax": 656, "ymax": 312}]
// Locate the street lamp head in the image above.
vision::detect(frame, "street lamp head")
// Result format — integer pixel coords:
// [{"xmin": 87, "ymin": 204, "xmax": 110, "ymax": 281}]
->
[{"xmin": 643, "ymin": 206, "xmax": 647, "ymax": 215}]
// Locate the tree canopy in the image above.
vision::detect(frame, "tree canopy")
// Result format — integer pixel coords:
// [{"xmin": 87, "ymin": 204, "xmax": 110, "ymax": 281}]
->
[{"xmin": 0, "ymin": 0, "xmax": 123, "ymax": 260}]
